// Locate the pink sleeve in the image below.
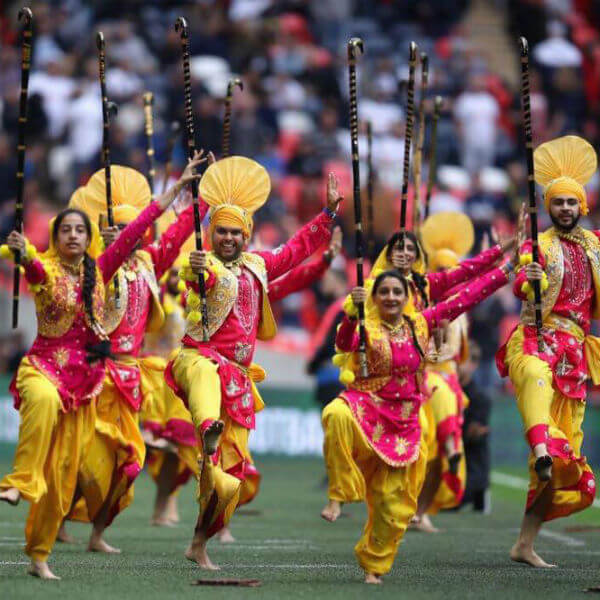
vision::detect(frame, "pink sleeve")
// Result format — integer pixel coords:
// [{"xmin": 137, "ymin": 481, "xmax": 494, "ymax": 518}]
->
[
  {"xmin": 186, "ymin": 269, "xmax": 217, "ymax": 294},
  {"xmin": 427, "ymin": 245, "xmax": 503, "ymax": 301},
  {"xmin": 335, "ymin": 315, "xmax": 359, "ymax": 352},
  {"xmin": 423, "ymin": 267, "xmax": 508, "ymax": 330},
  {"xmin": 146, "ymin": 201, "xmax": 208, "ymax": 280},
  {"xmin": 98, "ymin": 201, "xmax": 163, "ymax": 283},
  {"xmin": 23, "ymin": 258, "xmax": 46, "ymax": 285},
  {"xmin": 268, "ymin": 256, "xmax": 329, "ymax": 303},
  {"xmin": 255, "ymin": 211, "xmax": 333, "ymax": 282}
]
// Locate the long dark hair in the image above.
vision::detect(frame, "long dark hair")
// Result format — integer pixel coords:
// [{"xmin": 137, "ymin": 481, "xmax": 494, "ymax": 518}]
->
[
  {"xmin": 385, "ymin": 231, "xmax": 429, "ymax": 308},
  {"xmin": 52, "ymin": 208, "xmax": 98, "ymax": 329},
  {"xmin": 371, "ymin": 269, "xmax": 424, "ymax": 357}
]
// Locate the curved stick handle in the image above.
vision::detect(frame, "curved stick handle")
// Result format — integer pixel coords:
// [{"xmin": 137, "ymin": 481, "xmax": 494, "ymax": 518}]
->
[{"xmin": 222, "ymin": 77, "xmax": 243, "ymax": 157}]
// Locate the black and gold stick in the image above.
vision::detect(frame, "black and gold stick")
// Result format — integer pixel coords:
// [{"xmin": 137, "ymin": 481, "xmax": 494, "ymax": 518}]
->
[
  {"xmin": 143, "ymin": 92, "xmax": 158, "ymax": 239},
  {"xmin": 424, "ymin": 95, "xmax": 442, "ymax": 219},
  {"xmin": 399, "ymin": 41, "xmax": 418, "ymax": 235},
  {"xmin": 12, "ymin": 7, "xmax": 33, "ymax": 329},
  {"xmin": 222, "ymin": 78, "xmax": 243, "ymax": 158},
  {"xmin": 366, "ymin": 120, "xmax": 375, "ymax": 261},
  {"xmin": 519, "ymin": 37, "xmax": 543, "ymax": 353},
  {"xmin": 97, "ymin": 31, "xmax": 120, "ymax": 308},
  {"xmin": 412, "ymin": 52, "xmax": 428, "ymax": 231},
  {"xmin": 347, "ymin": 37, "xmax": 368, "ymax": 378},
  {"xmin": 175, "ymin": 16, "xmax": 209, "ymax": 341}
]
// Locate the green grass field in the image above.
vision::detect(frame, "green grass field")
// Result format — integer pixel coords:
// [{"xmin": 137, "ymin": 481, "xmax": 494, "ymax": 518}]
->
[{"xmin": 1, "ymin": 456, "xmax": 600, "ymax": 599}]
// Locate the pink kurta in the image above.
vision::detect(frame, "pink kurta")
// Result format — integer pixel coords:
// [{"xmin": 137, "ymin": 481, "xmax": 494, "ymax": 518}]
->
[
  {"xmin": 12, "ymin": 201, "xmax": 164, "ymax": 412},
  {"xmin": 336, "ymin": 267, "xmax": 508, "ymax": 467},
  {"xmin": 168, "ymin": 210, "xmax": 334, "ymax": 429},
  {"xmin": 497, "ymin": 237, "xmax": 596, "ymax": 400}
]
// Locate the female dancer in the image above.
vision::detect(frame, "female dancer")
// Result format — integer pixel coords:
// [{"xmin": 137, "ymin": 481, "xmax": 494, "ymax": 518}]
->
[
  {"xmin": 321, "ymin": 261, "xmax": 512, "ymax": 584},
  {"xmin": 0, "ymin": 166, "xmax": 200, "ymax": 580}
]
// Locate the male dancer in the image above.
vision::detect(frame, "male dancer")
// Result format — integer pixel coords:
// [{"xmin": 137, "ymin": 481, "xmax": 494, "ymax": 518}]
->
[
  {"xmin": 497, "ymin": 136, "xmax": 598, "ymax": 567},
  {"xmin": 165, "ymin": 157, "xmax": 341, "ymax": 569}
]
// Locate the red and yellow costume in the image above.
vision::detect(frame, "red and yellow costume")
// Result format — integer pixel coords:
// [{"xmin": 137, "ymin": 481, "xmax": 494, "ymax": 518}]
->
[
  {"xmin": 165, "ymin": 156, "xmax": 335, "ymax": 537},
  {"xmin": 0, "ymin": 199, "xmax": 163, "ymax": 563},
  {"xmin": 497, "ymin": 136, "xmax": 599, "ymax": 520},
  {"xmin": 324, "ymin": 266, "xmax": 508, "ymax": 576},
  {"xmin": 67, "ymin": 167, "xmax": 203, "ymax": 526}
]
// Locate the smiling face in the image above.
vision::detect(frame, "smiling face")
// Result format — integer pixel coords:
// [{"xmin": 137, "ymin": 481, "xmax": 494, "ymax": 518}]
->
[
  {"xmin": 549, "ymin": 195, "xmax": 580, "ymax": 231},
  {"xmin": 390, "ymin": 237, "xmax": 418, "ymax": 273},
  {"xmin": 54, "ymin": 212, "xmax": 90, "ymax": 261},
  {"xmin": 212, "ymin": 225, "xmax": 245, "ymax": 261},
  {"xmin": 373, "ymin": 275, "xmax": 407, "ymax": 322}
]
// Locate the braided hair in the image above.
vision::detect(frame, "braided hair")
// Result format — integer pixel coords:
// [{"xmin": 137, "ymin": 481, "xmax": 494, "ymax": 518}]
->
[
  {"xmin": 385, "ymin": 231, "xmax": 429, "ymax": 308},
  {"xmin": 371, "ymin": 269, "xmax": 424, "ymax": 357},
  {"xmin": 52, "ymin": 208, "xmax": 97, "ymax": 329}
]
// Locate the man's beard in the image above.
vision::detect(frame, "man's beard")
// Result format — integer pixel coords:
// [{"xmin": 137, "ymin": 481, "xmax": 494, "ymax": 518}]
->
[
  {"xmin": 215, "ymin": 244, "xmax": 243, "ymax": 262},
  {"xmin": 550, "ymin": 212, "xmax": 580, "ymax": 232}
]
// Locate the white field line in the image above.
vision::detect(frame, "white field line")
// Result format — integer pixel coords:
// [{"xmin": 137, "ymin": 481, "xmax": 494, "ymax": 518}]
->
[
  {"xmin": 218, "ymin": 564, "xmax": 348, "ymax": 569},
  {"xmin": 0, "ymin": 561, "xmax": 28, "ymax": 565},
  {"xmin": 539, "ymin": 529, "xmax": 585, "ymax": 547},
  {"xmin": 492, "ymin": 470, "xmax": 600, "ymax": 509}
]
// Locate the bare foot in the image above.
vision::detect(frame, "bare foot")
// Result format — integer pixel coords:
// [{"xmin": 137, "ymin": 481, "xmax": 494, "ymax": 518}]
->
[
  {"xmin": 185, "ymin": 543, "xmax": 220, "ymax": 570},
  {"xmin": 321, "ymin": 500, "xmax": 342, "ymax": 522},
  {"xmin": 151, "ymin": 516, "xmax": 177, "ymax": 527},
  {"xmin": 57, "ymin": 522, "xmax": 77, "ymax": 544},
  {"xmin": 364, "ymin": 573, "xmax": 382, "ymax": 584},
  {"xmin": 166, "ymin": 494, "xmax": 180, "ymax": 524},
  {"xmin": 202, "ymin": 421, "xmax": 224, "ymax": 456},
  {"xmin": 510, "ymin": 542, "xmax": 557, "ymax": 568},
  {"xmin": 0, "ymin": 487, "xmax": 20, "ymax": 506},
  {"xmin": 217, "ymin": 526, "xmax": 236, "ymax": 543},
  {"xmin": 409, "ymin": 514, "xmax": 440, "ymax": 533},
  {"xmin": 27, "ymin": 560, "xmax": 60, "ymax": 580},
  {"xmin": 88, "ymin": 535, "xmax": 122, "ymax": 554}
]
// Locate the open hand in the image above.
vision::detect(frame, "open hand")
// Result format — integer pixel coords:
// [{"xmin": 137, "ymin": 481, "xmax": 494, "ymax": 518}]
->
[{"xmin": 326, "ymin": 173, "xmax": 344, "ymax": 213}]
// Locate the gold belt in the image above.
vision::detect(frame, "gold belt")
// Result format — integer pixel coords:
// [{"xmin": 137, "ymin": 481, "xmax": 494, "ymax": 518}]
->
[{"xmin": 543, "ymin": 313, "xmax": 585, "ymax": 342}]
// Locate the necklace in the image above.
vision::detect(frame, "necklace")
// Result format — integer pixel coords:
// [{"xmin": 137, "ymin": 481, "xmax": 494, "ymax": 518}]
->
[{"xmin": 381, "ymin": 319, "xmax": 406, "ymax": 338}]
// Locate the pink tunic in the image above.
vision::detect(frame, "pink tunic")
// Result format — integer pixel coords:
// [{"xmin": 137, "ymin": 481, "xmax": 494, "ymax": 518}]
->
[
  {"xmin": 13, "ymin": 201, "xmax": 163, "ymax": 412},
  {"xmin": 169, "ymin": 210, "xmax": 334, "ymax": 429},
  {"xmin": 497, "ymin": 237, "xmax": 596, "ymax": 400},
  {"xmin": 337, "ymin": 267, "xmax": 508, "ymax": 467}
]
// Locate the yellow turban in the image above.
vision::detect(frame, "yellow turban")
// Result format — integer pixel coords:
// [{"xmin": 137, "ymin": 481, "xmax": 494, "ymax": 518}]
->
[
  {"xmin": 420, "ymin": 212, "xmax": 474, "ymax": 272},
  {"xmin": 199, "ymin": 156, "xmax": 270, "ymax": 245},
  {"xmin": 69, "ymin": 165, "xmax": 151, "ymax": 227},
  {"xmin": 534, "ymin": 135, "xmax": 597, "ymax": 216}
]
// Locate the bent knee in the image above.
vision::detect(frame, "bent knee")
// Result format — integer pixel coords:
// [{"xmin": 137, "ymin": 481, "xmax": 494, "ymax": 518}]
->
[{"xmin": 512, "ymin": 355, "xmax": 553, "ymax": 386}]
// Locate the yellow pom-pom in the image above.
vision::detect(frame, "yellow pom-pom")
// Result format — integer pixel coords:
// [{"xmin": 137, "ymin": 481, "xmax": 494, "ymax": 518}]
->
[
  {"xmin": 187, "ymin": 310, "xmax": 202, "ymax": 325},
  {"xmin": 332, "ymin": 353, "xmax": 346, "ymax": 367},
  {"xmin": 0, "ymin": 245, "xmax": 11, "ymax": 260},
  {"xmin": 187, "ymin": 292, "xmax": 200, "ymax": 310},
  {"xmin": 25, "ymin": 243, "xmax": 37, "ymax": 261},
  {"xmin": 519, "ymin": 253, "xmax": 533, "ymax": 266},
  {"xmin": 177, "ymin": 280, "xmax": 186, "ymax": 293},
  {"xmin": 29, "ymin": 284, "xmax": 41, "ymax": 293},
  {"xmin": 340, "ymin": 369, "xmax": 355, "ymax": 385},
  {"xmin": 343, "ymin": 294, "xmax": 358, "ymax": 317},
  {"xmin": 521, "ymin": 272, "xmax": 549, "ymax": 302}
]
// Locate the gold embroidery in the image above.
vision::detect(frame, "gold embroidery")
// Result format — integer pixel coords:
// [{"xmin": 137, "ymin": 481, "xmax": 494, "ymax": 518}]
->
[
  {"xmin": 395, "ymin": 436, "xmax": 409, "ymax": 456},
  {"xmin": 372, "ymin": 422, "xmax": 384, "ymax": 443},
  {"xmin": 401, "ymin": 401, "xmax": 413, "ymax": 419},
  {"xmin": 53, "ymin": 347, "xmax": 70, "ymax": 368}
]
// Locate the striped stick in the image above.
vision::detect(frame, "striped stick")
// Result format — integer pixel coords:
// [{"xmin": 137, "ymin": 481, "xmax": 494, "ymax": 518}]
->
[
  {"xmin": 222, "ymin": 78, "xmax": 243, "ymax": 158},
  {"xmin": 412, "ymin": 52, "xmax": 428, "ymax": 231},
  {"xmin": 12, "ymin": 7, "xmax": 33, "ymax": 329},
  {"xmin": 366, "ymin": 121, "xmax": 375, "ymax": 260},
  {"xmin": 347, "ymin": 37, "xmax": 368, "ymax": 379},
  {"xmin": 175, "ymin": 16, "xmax": 209, "ymax": 341},
  {"xmin": 519, "ymin": 37, "xmax": 543, "ymax": 352},
  {"xmin": 424, "ymin": 96, "xmax": 442, "ymax": 219}
]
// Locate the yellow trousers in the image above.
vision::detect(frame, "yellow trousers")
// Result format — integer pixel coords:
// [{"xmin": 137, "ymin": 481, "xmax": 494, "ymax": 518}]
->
[
  {"xmin": 423, "ymin": 372, "xmax": 466, "ymax": 513},
  {"xmin": 506, "ymin": 335, "xmax": 594, "ymax": 520},
  {"xmin": 170, "ymin": 349, "xmax": 260, "ymax": 537},
  {"xmin": 0, "ymin": 359, "xmax": 95, "ymax": 561},
  {"xmin": 72, "ymin": 356, "xmax": 155, "ymax": 525},
  {"xmin": 322, "ymin": 398, "xmax": 427, "ymax": 576}
]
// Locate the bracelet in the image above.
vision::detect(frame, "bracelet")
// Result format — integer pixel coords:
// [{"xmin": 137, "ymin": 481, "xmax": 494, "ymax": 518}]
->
[{"xmin": 323, "ymin": 206, "xmax": 337, "ymax": 219}]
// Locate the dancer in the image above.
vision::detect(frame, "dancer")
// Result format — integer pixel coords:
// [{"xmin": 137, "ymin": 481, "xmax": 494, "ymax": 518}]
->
[
  {"xmin": 0, "ymin": 167, "xmax": 198, "ymax": 580},
  {"xmin": 497, "ymin": 135, "xmax": 599, "ymax": 568},
  {"xmin": 321, "ymin": 261, "xmax": 512, "ymax": 584},
  {"xmin": 66, "ymin": 154, "xmax": 207, "ymax": 552},
  {"xmin": 411, "ymin": 212, "xmax": 476, "ymax": 532},
  {"xmin": 165, "ymin": 157, "xmax": 341, "ymax": 569}
]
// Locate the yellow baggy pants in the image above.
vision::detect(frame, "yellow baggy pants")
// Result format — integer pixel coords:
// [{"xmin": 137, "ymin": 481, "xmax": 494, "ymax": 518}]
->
[
  {"xmin": 322, "ymin": 398, "xmax": 427, "ymax": 576},
  {"xmin": 0, "ymin": 358, "xmax": 95, "ymax": 561}
]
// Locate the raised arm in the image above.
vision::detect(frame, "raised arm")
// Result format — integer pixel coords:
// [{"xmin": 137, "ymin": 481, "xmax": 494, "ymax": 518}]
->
[
  {"xmin": 268, "ymin": 254, "xmax": 329, "ymax": 302},
  {"xmin": 146, "ymin": 201, "xmax": 208, "ymax": 280},
  {"xmin": 335, "ymin": 315, "xmax": 360, "ymax": 352},
  {"xmin": 1, "ymin": 232, "xmax": 46, "ymax": 286},
  {"xmin": 427, "ymin": 245, "xmax": 503, "ymax": 302},
  {"xmin": 423, "ymin": 265, "xmax": 510, "ymax": 331},
  {"xmin": 256, "ymin": 210, "xmax": 334, "ymax": 281}
]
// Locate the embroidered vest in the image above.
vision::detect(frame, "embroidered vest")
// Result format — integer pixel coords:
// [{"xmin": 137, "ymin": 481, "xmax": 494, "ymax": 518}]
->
[
  {"xmin": 34, "ymin": 256, "xmax": 105, "ymax": 338},
  {"xmin": 185, "ymin": 251, "xmax": 277, "ymax": 342},
  {"xmin": 520, "ymin": 227, "xmax": 600, "ymax": 326},
  {"xmin": 103, "ymin": 250, "xmax": 164, "ymax": 335}
]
